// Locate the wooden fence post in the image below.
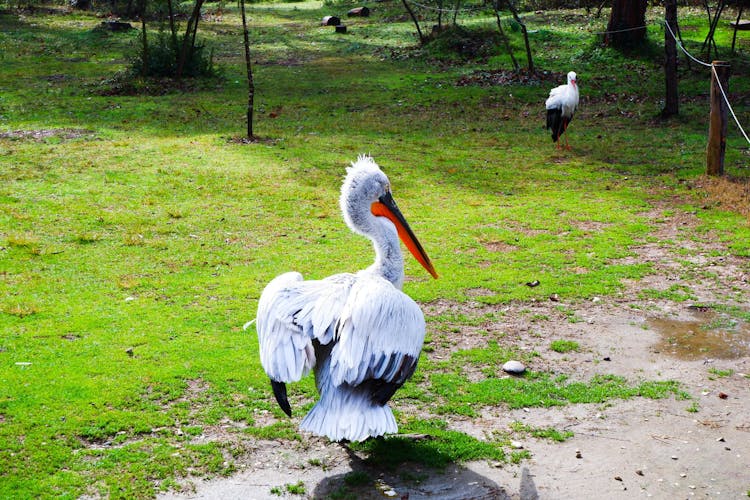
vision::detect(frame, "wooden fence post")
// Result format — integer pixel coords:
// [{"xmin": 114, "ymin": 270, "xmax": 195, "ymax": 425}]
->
[{"xmin": 706, "ymin": 61, "xmax": 730, "ymax": 176}]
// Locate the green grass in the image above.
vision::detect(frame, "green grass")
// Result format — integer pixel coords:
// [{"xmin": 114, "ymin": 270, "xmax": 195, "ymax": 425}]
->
[
  {"xmin": 708, "ymin": 367, "xmax": 734, "ymax": 378},
  {"xmin": 350, "ymin": 419, "xmax": 507, "ymax": 468},
  {"xmin": 550, "ymin": 339, "xmax": 580, "ymax": 353},
  {"xmin": 424, "ymin": 372, "xmax": 686, "ymax": 416},
  {"xmin": 509, "ymin": 421, "xmax": 574, "ymax": 442},
  {"xmin": 1, "ymin": 1, "xmax": 748, "ymax": 497}
]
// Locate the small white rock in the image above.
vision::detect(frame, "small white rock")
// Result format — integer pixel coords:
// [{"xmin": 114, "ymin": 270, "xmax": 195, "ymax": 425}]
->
[{"xmin": 503, "ymin": 360, "xmax": 526, "ymax": 374}]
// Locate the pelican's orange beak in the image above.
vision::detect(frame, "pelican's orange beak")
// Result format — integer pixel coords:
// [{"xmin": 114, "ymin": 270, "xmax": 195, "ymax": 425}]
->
[{"xmin": 371, "ymin": 191, "xmax": 438, "ymax": 279}]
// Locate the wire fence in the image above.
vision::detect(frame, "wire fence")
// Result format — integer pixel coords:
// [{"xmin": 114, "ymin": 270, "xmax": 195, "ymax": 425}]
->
[
  {"xmin": 400, "ymin": 2, "xmax": 749, "ymax": 148},
  {"xmin": 404, "ymin": 0, "xmax": 486, "ymax": 13},
  {"xmin": 663, "ymin": 18, "xmax": 750, "ymax": 146},
  {"xmin": 585, "ymin": 23, "xmax": 649, "ymax": 35}
]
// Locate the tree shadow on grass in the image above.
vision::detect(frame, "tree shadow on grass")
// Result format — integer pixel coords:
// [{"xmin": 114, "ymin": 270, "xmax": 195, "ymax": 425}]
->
[{"xmin": 312, "ymin": 436, "xmax": 537, "ymax": 499}]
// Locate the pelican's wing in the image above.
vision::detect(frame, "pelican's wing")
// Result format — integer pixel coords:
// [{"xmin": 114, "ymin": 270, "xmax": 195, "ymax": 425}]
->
[
  {"xmin": 329, "ymin": 275, "xmax": 426, "ymax": 405},
  {"xmin": 256, "ymin": 272, "xmax": 355, "ymax": 383}
]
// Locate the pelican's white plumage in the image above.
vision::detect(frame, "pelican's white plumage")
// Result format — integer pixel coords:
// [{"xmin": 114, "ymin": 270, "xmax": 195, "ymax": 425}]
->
[
  {"xmin": 545, "ymin": 71, "xmax": 579, "ymax": 149},
  {"xmin": 255, "ymin": 156, "xmax": 437, "ymax": 442}
]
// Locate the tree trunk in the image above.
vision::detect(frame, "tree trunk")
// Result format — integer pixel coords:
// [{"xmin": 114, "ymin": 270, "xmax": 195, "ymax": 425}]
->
[
  {"xmin": 139, "ymin": 0, "xmax": 148, "ymax": 77},
  {"xmin": 663, "ymin": 0, "xmax": 678, "ymax": 116},
  {"xmin": 177, "ymin": 0, "xmax": 205, "ymax": 80},
  {"xmin": 493, "ymin": 1, "xmax": 519, "ymax": 71},
  {"xmin": 605, "ymin": 0, "xmax": 647, "ymax": 48},
  {"xmin": 731, "ymin": 5, "xmax": 744, "ymax": 53},
  {"xmin": 240, "ymin": 0, "xmax": 255, "ymax": 139},
  {"xmin": 166, "ymin": 0, "xmax": 178, "ymax": 51},
  {"xmin": 701, "ymin": 0, "xmax": 724, "ymax": 60},
  {"xmin": 401, "ymin": 0, "xmax": 425, "ymax": 43},
  {"xmin": 505, "ymin": 0, "xmax": 533, "ymax": 73}
]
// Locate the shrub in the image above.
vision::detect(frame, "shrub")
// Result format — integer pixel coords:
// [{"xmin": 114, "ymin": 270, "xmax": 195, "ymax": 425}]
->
[
  {"xmin": 422, "ymin": 25, "xmax": 504, "ymax": 62},
  {"xmin": 129, "ymin": 30, "xmax": 218, "ymax": 79}
]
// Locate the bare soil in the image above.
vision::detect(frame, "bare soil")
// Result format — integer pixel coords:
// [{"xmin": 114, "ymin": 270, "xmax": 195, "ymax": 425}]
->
[{"xmin": 160, "ymin": 200, "xmax": 750, "ymax": 499}]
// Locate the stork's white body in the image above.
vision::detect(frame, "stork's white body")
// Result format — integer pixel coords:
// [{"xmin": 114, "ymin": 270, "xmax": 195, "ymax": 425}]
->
[
  {"xmin": 545, "ymin": 71, "xmax": 579, "ymax": 149},
  {"xmin": 255, "ymin": 156, "xmax": 435, "ymax": 442}
]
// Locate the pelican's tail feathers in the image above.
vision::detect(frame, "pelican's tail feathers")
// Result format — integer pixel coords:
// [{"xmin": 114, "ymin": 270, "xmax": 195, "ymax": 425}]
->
[{"xmin": 299, "ymin": 385, "xmax": 397, "ymax": 442}]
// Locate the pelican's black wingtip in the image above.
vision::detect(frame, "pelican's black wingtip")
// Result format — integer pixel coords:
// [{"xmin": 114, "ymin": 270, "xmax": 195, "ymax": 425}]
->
[{"xmin": 270, "ymin": 380, "xmax": 292, "ymax": 417}]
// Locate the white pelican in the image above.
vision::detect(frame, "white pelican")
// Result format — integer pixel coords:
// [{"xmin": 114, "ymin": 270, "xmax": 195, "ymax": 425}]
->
[
  {"xmin": 255, "ymin": 156, "xmax": 438, "ymax": 442},
  {"xmin": 545, "ymin": 71, "xmax": 579, "ymax": 150}
]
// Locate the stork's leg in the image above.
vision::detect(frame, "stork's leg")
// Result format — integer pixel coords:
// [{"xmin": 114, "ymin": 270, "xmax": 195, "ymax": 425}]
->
[{"xmin": 563, "ymin": 123, "xmax": 571, "ymax": 150}]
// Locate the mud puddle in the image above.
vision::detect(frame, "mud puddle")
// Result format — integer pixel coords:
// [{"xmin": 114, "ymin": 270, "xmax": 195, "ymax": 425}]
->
[{"xmin": 649, "ymin": 307, "xmax": 750, "ymax": 360}]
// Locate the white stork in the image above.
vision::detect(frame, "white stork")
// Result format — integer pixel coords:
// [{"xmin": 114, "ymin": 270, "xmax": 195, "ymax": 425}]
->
[
  {"xmin": 254, "ymin": 156, "xmax": 438, "ymax": 442},
  {"xmin": 545, "ymin": 71, "xmax": 579, "ymax": 150}
]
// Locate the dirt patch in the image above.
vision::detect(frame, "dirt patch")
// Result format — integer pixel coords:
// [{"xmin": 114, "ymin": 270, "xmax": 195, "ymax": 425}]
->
[
  {"xmin": 457, "ymin": 68, "xmax": 566, "ymax": 88},
  {"xmin": 159, "ymin": 197, "xmax": 750, "ymax": 499},
  {"xmin": 0, "ymin": 128, "xmax": 96, "ymax": 141}
]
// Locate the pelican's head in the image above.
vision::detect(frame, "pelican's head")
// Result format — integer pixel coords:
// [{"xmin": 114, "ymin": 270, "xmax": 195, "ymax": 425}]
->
[
  {"xmin": 341, "ymin": 155, "xmax": 438, "ymax": 279},
  {"xmin": 567, "ymin": 71, "xmax": 577, "ymax": 88}
]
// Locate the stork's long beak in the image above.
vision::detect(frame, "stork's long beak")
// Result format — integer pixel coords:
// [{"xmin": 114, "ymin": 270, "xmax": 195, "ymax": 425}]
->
[{"xmin": 371, "ymin": 191, "xmax": 439, "ymax": 279}]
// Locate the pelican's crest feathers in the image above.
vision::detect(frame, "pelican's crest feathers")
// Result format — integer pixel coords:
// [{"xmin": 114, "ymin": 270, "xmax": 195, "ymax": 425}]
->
[{"xmin": 255, "ymin": 155, "xmax": 435, "ymax": 442}]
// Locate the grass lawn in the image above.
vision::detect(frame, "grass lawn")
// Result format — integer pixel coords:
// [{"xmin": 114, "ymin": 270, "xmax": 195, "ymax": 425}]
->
[{"xmin": 1, "ymin": 1, "xmax": 749, "ymax": 497}]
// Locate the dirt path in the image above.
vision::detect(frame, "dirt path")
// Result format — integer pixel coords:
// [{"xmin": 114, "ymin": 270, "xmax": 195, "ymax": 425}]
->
[{"xmin": 160, "ymin": 201, "xmax": 750, "ymax": 499}]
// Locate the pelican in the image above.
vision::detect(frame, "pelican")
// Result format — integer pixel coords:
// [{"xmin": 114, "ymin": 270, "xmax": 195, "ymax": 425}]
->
[
  {"xmin": 545, "ymin": 71, "xmax": 579, "ymax": 150},
  {"xmin": 254, "ymin": 155, "xmax": 438, "ymax": 442}
]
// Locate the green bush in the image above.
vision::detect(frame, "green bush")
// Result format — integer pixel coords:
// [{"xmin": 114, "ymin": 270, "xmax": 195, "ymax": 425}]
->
[
  {"xmin": 422, "ymin": 25, "xmax": 504, "ymax": 62},
  {"xmin": 129, "ymin": 30, "xmax": 218, "ymax": 79}
]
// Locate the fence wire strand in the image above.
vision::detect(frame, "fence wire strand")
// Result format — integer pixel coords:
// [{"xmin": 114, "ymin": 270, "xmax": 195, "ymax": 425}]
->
[
  {"xmin": 403, "ymin": 0, "xmax": 486, "ymax": 13},
  {"xmin": 586, "ymin": 24, "xmax": 649, "ymax": 35},
  {"xmin": 663, "ymin": 19, "xmax": 712, "ymax": 67},
  {"xmin": 663, "ymin": 19, "xmax": 750, "ymax": 145}
]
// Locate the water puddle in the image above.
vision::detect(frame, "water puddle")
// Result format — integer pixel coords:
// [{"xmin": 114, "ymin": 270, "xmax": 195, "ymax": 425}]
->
[{"xmin": 649, "ymin": 307, "xmax": 750, "ymax": 360}]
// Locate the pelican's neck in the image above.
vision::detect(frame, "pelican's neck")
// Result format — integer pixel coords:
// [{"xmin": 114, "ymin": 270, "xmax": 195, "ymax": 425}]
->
[{"xmin": 364, "ymin": 218, "xmax": 405, "ymax": 289}]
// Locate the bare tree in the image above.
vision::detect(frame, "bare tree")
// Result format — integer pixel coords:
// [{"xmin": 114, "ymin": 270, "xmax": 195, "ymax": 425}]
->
[
  {"xmin": 239, "ymin": 0, "xmax": 255, "ymax": 139},
  {"xmin": 401, "ymin": 0, "xmax": 425, "ymax": 43},
  {"xmin": 493, "ymin": 0, "xmax": 519, "ymax": 71},
  {"xmin": 663, "ymin": 0, "xmax": 678, "ymax": 117},
  {"xmin": 166, "ymin": 0, "xmax": 178, "ymax": 50},
  {"xmin": 504, "ymin": 0, "xmax": 533, "ymax": 73},
  {"xmin": 176, "ymin": 0, "xmax": 206, "ymax": 80},
  {"xmin": 139, "ymin": 0, "xmax": 148, "ymax": 78}
]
